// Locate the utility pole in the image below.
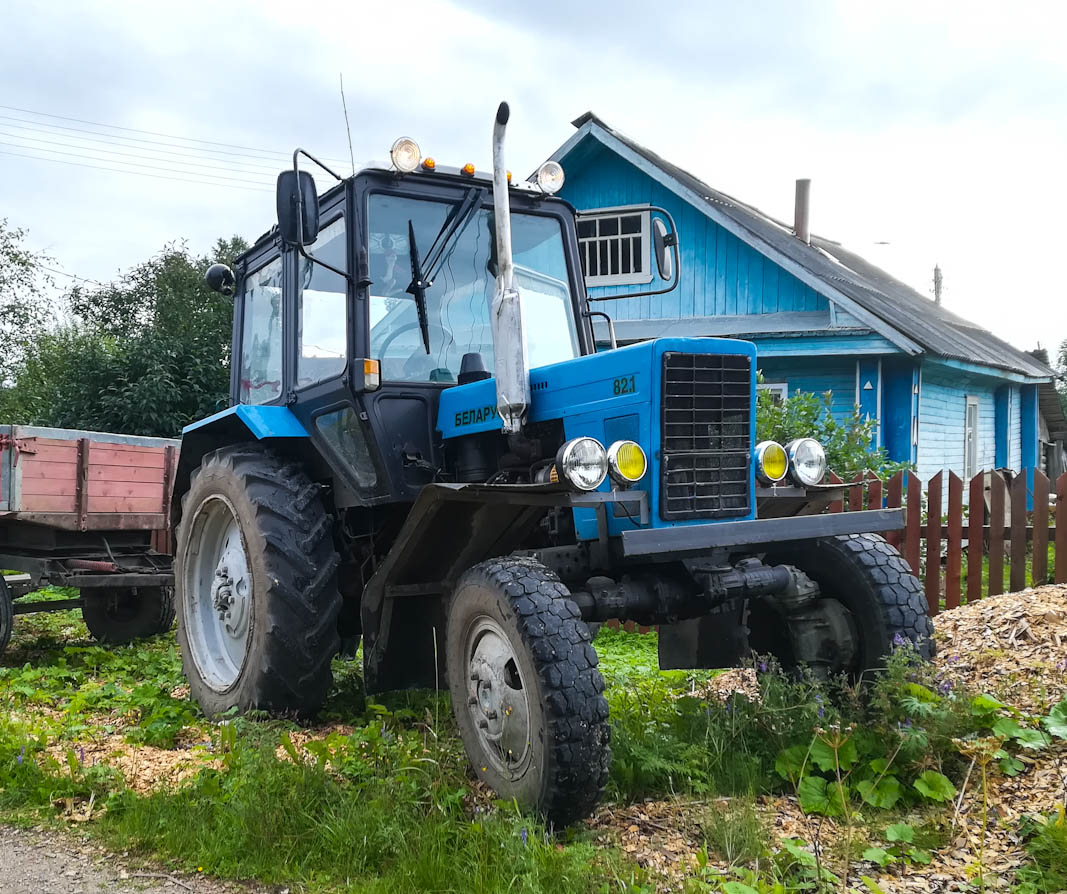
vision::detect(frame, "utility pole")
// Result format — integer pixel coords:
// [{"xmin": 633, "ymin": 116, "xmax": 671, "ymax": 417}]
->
[{"xmin": 933, "ymin": 264, "xmax": 943, "ymax": 305}]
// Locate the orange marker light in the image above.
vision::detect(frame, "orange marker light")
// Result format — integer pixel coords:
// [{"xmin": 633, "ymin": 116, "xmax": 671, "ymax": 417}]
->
[
  {"xmin": 461, "ymin": 163, "xmax": 476, "ymax": 176},
  {"xmin": 506, "ymin": 170, "xmax": 512, "ymax": 183},
  {"xmin": 363, "ymin": 358, "xmax": 381, "ymax": 391},
  {"xmin": 422, "ymin": 157, "xmax": 436, "ymax": 170}
]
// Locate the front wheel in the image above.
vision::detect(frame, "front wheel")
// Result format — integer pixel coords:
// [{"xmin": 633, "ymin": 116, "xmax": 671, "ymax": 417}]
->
[
  {"xmin": 175, "ymin": 446, "xmax": 341, "ymax": 717},
  {"xmin": 445, "ymin": 557, "xmax": 611, "ymax": 826},
  {"xmin": 757, "ymin": 533, "xmax": 935, "ymax": 679},
  {"xmin": 82, "ymin": 586, "xmax": 175, "ymax": 644}
]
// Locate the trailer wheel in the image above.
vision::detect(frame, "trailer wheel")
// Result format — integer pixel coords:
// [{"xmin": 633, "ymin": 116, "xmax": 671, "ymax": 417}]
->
[
  {"xmin": 175, "ymin": 445, "xmax": 341, "ymax": 717},
  {"xmin": 0, "ymin": 577, "xmax": 12, "ymax": 655},
  {"xmin": 758, "ymin": 533, "xmax": 935, "ymax": 679},
  {"xmin": 445, "ymin": 557, "xmax": 610, "ymax": 826},
  {"xmin": 82, "ymin": 586, "xmax": 175, "ymax": 644}
]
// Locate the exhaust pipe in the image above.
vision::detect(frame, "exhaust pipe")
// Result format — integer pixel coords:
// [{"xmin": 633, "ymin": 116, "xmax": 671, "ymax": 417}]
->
[{"xmin": 490, "ymin": 101, "xmax": 530, "ymax": 435}]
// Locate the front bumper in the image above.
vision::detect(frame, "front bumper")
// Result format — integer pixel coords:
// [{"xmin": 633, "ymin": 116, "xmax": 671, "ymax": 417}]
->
[{"xmin": 620, "ymin": 508, "xmax": 904, "ymax": 558}]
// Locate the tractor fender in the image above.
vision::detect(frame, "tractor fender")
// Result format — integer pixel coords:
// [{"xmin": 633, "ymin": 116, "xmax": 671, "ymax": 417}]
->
[{"xmin": 172, "ymin": 405, "xmax": 310, "ymax": 527}]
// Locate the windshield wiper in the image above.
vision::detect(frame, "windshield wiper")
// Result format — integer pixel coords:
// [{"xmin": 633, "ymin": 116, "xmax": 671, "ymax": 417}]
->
[{"xmin": 406, "ymin": 186, "xmax": 487, "ymax": 354}]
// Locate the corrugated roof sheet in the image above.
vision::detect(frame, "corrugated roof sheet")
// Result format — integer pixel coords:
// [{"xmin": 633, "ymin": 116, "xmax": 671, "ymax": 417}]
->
[{"xmin": 568, "ymin": 112, "xmax": 1053, "ymax": 380}]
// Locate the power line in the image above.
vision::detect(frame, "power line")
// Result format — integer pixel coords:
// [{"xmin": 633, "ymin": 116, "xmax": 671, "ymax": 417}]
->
[
  {"xmin": 0, "ymin": 138, "xmax": 273, "ymax": 187},
  {"xmin": 39, "ymin": 264, "xmax": 107, "ymax": 287},
  {"xmin": 0, "ymin": 128, "xmax": 284, "ymax": 178},
  {"xmin": 0, "ymin": 123, "xmax": 284, "ymax": 173},
  {"xmin": 0, "ymin": 104, "xmax": 348, "ymax": 163},
  {"xmin": 0, "ymin": 148, "xmax": 273, "ymax": 193}
]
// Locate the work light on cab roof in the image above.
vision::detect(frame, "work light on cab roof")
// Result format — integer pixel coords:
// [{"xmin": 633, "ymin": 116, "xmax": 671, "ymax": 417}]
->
[{"xmin": 390, "ymin": 137, "xmax": 421, "ymax": 172}]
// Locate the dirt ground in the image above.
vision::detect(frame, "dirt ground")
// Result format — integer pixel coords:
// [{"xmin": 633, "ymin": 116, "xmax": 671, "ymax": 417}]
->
[{"xmin": 0, "ymin": 824, "xmax": 271, "ymax": 894}]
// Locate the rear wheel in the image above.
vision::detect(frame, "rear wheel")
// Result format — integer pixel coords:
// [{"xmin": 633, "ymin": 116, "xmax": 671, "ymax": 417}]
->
[
  {"xmin": 0, "ymin": 577, "xmax": 12, "ymax": 655},
  {"xmin": 756, "ymin": 533, "xmax": 935, "ymax": 679},
  {"xmin": 175, "ymin": 445, "xmax": 341, "ymax": 717},
  {"xmin": 445, "ymin": 557, "xmax": 611, "ymax": 826},
  {"xmin": 82, "ymin": 586, "xmax": 175, "ymax": 644}
]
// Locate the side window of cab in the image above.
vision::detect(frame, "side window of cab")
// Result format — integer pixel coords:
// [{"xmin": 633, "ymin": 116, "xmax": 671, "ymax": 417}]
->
[{"xmin": 238, "ymin": 256, "xmax": 284, "ymax": 404}]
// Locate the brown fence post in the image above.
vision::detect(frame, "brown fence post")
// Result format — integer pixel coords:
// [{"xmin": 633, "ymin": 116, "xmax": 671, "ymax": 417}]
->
[
  {"xmin": 1032, "ymin": 469, "xmax": 1050, "ymax": 586},
  {"xmin": 1010, "ymin": 473, "xmax": 1028, "ymax": 593},
  {"xmin": 886, "ymin": 471, "xmax": 903, "ymax": 549},
  {"xmin": 904, "ymin": 470, "xmax": 922, "ymax": 576},
  {"xmin": 967, "ymin": 472, "xmax": 985, "ymax": 603},
  {"xmin": 828, "ymin": 471, "xmax": 844, "ymax": 513},
  {"xmin": 989, "ymin": 471, "xmax": 1006, "ymax": 596},
  {"xmin": 945, "ymin": 472, "xmax": 963, "ymax": 610},
  {"xmin": 849, "ymin": 472, "xmax": 864, "ymax": 512},
  {"xmin": 867, "ymin": 472, "xmax": 883, "ymax": 511},
  {"xmin": 1057, "ymin": 473, "xmax": 1067, "ymax": 584},
  {"xmin": 925, "ymin": 471, "xmax": 942, "ymax": 614}
]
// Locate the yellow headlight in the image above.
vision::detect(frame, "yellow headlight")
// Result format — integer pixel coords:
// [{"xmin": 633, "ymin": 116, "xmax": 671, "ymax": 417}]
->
[
  {"xmin": 755, "ymin": 440, "xmax": 788, "ymax": 484},
  {"xmin": 607, "ymin": 440, "xmax": 647, "ymax": 485}
]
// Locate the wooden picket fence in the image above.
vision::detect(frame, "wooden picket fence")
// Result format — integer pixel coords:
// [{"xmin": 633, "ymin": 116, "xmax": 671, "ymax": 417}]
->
[{"xmin": 828, "ymin": 468, "xmax": 1067, "ymax": 616}]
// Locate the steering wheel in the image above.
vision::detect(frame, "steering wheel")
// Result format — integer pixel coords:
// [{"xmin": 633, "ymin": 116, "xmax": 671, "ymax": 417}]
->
[{"xmin": 377, "ymin": 322, "xmax": 456, "ymax": 380}]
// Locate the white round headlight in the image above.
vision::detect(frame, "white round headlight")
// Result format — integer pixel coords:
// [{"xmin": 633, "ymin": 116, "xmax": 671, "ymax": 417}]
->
[
  {"xmin": 556, "ymin": 437, "xmax": 607, "ymax": 491},
  {"xmin": 786, "ymin": 438, "xmax": 826, "ymax": 486},
  {"xmin": 535, "ymin": 160, "xmax": 565, "ymax": 194},
  {"xmin": 390, "ymin": 137, "xmax": 421, "ymax": 173}
]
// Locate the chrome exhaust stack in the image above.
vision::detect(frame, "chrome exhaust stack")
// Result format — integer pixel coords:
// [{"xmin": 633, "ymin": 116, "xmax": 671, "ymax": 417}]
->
[{"xmin": 489, "ymin": 101, "xmax": 530, "ymax": 435}]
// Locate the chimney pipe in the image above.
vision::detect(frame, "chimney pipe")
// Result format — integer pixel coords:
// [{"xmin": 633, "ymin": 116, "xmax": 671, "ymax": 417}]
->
[
  {"xmin": 933, "ymin": 265, "xmax": 943, "ymax": 305},
  {"xmin": 794, "ymin": 178, "xmax": 811, "ymax": 245}
]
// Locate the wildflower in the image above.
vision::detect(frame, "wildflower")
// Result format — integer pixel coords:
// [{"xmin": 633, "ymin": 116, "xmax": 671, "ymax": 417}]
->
[
  {"xmin": 520, "ymin": 827, "xmax": 528, "ymax": 846},
  {"xmin": 78, "ymin": 746, "xmax": 85, "ymax": 764},
  {"xmin": 17, "ymin": 745, "xmax": 25, "ymax": 765},
  {"xmin": 937, "ymin": 679, "xmax": 954, "ymax": 695},
  {"xmin": 758, "ymin": 660, "xmax": 768, "ymax": 674},
  {"xmin": 892, "ymin": 633, "xmax": 906, "ymax": 647},
  {"xmin": 949, "ymin": 654, "xmax": 961, "ymax": 664}
]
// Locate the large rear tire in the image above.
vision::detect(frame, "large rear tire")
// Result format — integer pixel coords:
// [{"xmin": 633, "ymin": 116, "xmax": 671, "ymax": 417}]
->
[
  {"xmin": 82, "ymin": 586, "xmax": 175, "ymax": 644},
  {"xmin": 446, "ymin": 557, "xmax": 611, "ymax": 826},
  {"xmin": 758, "ymin": 533, "xmax": 935, "ymax": 678},
  {"xmin": 175, "ymin": 445, "xmax": 341, "ymax": 717}
]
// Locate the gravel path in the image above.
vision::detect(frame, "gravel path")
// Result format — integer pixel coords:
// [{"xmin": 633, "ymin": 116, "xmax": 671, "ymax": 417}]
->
[{"xmin": 0, "ymin": 825, "xmax": 269, "ymax": 894}]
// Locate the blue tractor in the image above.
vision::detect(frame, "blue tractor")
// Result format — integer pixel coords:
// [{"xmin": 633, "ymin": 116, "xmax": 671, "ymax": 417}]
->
[{"xmin": 176, "ymin": 103, "xmax": 932, "ymax": 824}]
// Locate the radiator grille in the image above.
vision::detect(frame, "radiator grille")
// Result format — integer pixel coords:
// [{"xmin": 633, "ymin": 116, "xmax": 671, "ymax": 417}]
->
[{"xmin": 660, "ymin": 352, "xmax": 752, "ymax": 520}]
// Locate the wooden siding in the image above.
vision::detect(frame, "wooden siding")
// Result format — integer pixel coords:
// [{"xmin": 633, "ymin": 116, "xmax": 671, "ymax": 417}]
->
[
  {"xmin": 757, "ymin": 357, "xmax": 857, "ymax": 422},
  {"xmin": 916, "ymin": 364, "xmax": 998, "ymax": 482},
  {"xmin": 560, "ymin": 151, "xmax": 828, "ymax": 322}
]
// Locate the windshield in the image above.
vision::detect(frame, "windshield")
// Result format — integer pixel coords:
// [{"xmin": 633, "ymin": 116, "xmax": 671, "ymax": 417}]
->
[{"xmin": 367, "ymin": 193, "xmax": 579, "ymax": 383}]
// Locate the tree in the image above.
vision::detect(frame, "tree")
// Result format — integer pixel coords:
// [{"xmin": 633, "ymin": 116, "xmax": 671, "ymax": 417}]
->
[
  {"xmin": 756, "ymin": 385, "xmax": 909, "ymax": 478},
  {"xmin": 0, "ymin": 218, "xmax": 52, "ymax": 387},
  {"xmin": 1, "ymin": 237, "xmax": 247, "ymax": 437}
]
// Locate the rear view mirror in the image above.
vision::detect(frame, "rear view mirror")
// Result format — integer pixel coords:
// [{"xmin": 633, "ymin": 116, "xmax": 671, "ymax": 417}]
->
[
  {"xmin": 205, "ymin": 263, "xmax": 236, "ymax": 297},
  {"xmin": 276, "ymin": 169, "xmax": 320, "ymax": 246},
  {"xmin": 652, "ymin": 217, "xmax": 674, "ymax": 281}
]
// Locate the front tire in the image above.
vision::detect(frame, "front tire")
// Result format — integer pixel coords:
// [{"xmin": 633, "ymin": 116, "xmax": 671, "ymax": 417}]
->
[
  {"xmin": 759, "ymin": 533, "xmax": 935, "ymax": 678},
  {"xmin": 82, "ymin": 587, "xmax": 175, "ymax": 644},
  {"xmin": 445, "ymin": 557, "xmax": 611, "ymax": 826},
  {"xmin": 175, "ymin": 445, "xmax": 341, "ymax": 717}
]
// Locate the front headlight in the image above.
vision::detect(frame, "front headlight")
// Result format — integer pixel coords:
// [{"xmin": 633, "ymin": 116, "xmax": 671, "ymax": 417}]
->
[
  {"xmin": 786, "ymin": 438, "xmax": 826, "ymax": 486},
  {"xmin": 606, "ymin": 440, "xmax": 647, "ymax": 485},
  {"xmin": 755, "ymin": 440, "xmax": 788, "ymax": 485},
  {"xmin": 556, "ymin": 437, "xmax": 608, "ymax": 491}
]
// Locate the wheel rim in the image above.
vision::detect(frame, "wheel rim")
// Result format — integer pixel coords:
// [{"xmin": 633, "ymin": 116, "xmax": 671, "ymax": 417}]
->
[
  {"xmin": 464, "ymin": 615, "xmax": 532, "ymax": 774},
  {"xmin": 182, "ymin": 495, "xmax": 252, "ymax": 691}
]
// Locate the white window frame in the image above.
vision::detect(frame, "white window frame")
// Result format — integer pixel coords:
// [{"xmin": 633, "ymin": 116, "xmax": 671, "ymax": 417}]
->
[
  {"xmin": 964, "ymin": 395, "xmax": 980, "ymax": 479},
  {"xmin": 576, "ymin": 205, "xmax": 653, "ymax": 287},
  {"xmin": 757, "ymin": 382, "xmax": 788, "ymax": 403}
]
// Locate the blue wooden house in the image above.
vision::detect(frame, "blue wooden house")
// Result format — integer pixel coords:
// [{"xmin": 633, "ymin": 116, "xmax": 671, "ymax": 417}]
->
[{"xmin": 545, "ymin": 113, "xmax": 1066, "ymax": 483}]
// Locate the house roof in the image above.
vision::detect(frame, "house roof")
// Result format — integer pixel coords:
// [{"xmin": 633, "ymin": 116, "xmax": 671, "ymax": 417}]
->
[{"xmin": 555, "ymin": 113, "xmax": 1052, "ymax": 381}]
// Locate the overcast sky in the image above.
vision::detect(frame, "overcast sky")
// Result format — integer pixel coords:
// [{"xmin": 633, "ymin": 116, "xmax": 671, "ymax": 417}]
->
[{"xmin": 3, "ymin": 0, "xmax": 1065, "ymax": 355}]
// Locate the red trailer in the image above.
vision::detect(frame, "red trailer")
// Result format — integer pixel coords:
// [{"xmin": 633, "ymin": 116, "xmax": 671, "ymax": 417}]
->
[{"xmin": 0, "ymin": 424, "xmax": 178, "ymax": 654}]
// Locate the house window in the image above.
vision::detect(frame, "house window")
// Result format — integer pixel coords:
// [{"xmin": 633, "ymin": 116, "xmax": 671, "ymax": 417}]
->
[
  {"xmin": 576, "ymin": 206, "xmax": 652, "ymax": 287},
  {"xmin": 964, "ymin": 396, "xmax": 979, "ymax": 479},
  {"xmin": 758, "ymin": 382, "xmax": 788, "ymax": 404}
]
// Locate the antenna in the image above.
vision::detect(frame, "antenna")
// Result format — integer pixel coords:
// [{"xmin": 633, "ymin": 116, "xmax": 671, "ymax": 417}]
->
[{"xmin": 339, "ymin": 73, "xmax": 355, "ymax": 176}]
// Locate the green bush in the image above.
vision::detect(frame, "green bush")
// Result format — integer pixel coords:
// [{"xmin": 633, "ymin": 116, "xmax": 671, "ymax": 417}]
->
[{"xmin": 756, "ymin": 383, "xmax": 909, "ymax": 478}]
